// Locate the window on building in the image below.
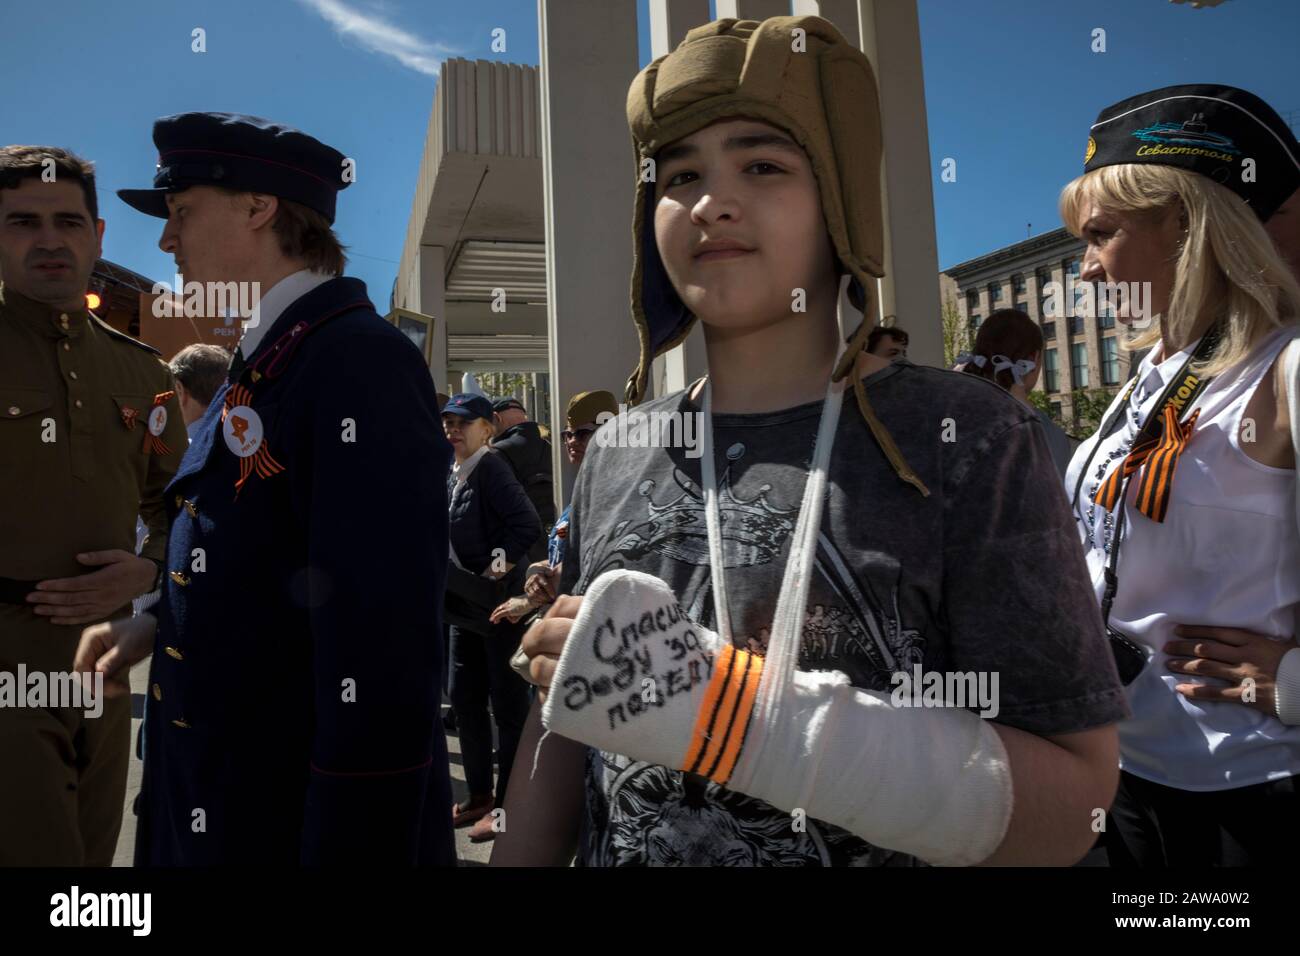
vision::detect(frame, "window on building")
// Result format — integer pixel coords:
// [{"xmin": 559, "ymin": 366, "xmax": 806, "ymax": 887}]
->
[
  {"xmin": 1050, "ymin": 401, "xmax": 1062, "ymax": 420},
  {"xmin": 1042, "ymin": 321, "xmax": 1056, "ymax": 341},
  {"xmin": 1012, "ymin": 274, "xmax": 1026, "ymax": 293},
  {"xmin": 1065, "ymin": 257, "xmax": 1081, "ymax": 278},
  {"xmin": 1097, "ymin": 283, "xmax": 1115, "ymax": 327},
  {"xmin": 1073, "ymin": 282, "xmax": 1093, "ymax": 318},
  {"xmin": 1102, "ymin": 336, "xmax": 1120, "ymax": 385},
  {"xmin": 1039, "ymin": 271, "xmax": 1057, "ymax": 317},
  {"xmin": 990, "ymin": 283, "xmax": 1003, "ymax": 302},
  {"xmin": 1044, "ymin": 349, "xmax": 1059, "ymax": 393},
  {"xmin": 969, "ymin": 314, "xmax": 982, "ymax": 332},
  {"xmin": 1071, "ymin": 342, "xmax": 1089, "ymax": 389},
  {"xmin": 966, "ymin": 289, "xmax": 978, "ymax": 309},
  {"xmin": 1068, "ymin": 315, "xmax": 1084, "ymax": 336}
]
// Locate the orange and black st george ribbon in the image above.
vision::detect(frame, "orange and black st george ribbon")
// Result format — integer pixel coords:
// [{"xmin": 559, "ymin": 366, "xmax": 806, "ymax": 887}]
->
[
  {"xmin": 142, "ymin": 391, "xmax": 175, "ymax": 456},
  {"xmin": 222, "ymin": 383, "xmax": 285, "ymax": 495},
  {"xmin": 1092, "ymin": 341, "xmax": 1216, "ymax": 524}
]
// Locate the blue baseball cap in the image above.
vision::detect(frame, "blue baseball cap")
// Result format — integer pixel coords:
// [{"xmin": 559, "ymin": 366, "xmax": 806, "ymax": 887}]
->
[
  {"xmin": 441, "ymin": 393, "xmax": 494, "ymax": 421},
  {"xmin": 117, "ymin": 112, "xmax": 351, "ymax": 223}
]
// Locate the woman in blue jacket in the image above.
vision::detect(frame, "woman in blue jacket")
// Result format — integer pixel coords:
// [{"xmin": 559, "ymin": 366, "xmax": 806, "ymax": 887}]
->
[{"xmin": 441, "ymin": 393, "xmax": 541, "ymax": 843}]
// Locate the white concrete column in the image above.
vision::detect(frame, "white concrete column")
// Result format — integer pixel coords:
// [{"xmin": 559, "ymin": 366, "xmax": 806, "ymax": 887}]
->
[
  {"xmin": 792, "ymin": 0, "xmax": 862, "ymax": 340},
  {"xmin": 716, "ymin": 0, "xmax": 791, "ymax": 20},
  {"xmin": 858, "ymin": 0, "xmax": 942, "ymax": 366},
  {"xmin": 649, "ymin": 0, "xmax": 710, "ymax": 50},
  {"xmin": 417, "ymin": 244, "xmax": 448, "ymax": 391},
  {"xmin": 649, "ymin": 0, "xmax": 712, "ymax": 397},
  {"xmin": 539, "ymin": 0, "xmax": 641, "ymax": 505},
  {"xmin": 791, "ymin": 0, "xmax": 858, "ymax": 37}
]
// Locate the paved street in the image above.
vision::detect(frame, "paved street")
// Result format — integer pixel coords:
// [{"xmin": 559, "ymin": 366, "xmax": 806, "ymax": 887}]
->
[{"xmin": 113, "ymin": 659, "xmax": 493, "ymax": 866}]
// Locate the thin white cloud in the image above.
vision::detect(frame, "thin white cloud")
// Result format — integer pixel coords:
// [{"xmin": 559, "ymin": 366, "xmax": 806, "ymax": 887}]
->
[{"xmin": 296, "ymin": 0, "xmax": 459, "ymax": 76}]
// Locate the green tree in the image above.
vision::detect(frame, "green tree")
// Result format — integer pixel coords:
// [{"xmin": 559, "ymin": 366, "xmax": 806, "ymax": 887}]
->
[
  {"xmin": 940, "ymin": 294, "xmax": 968, "ymax": 368},
  {"xmin": 1068, "ymin": 388, "xmax": 1115, "ymax": 439},
  {"xmin": 1027, "ymin": 390, "xmax": 1065, "ymax": 428}
]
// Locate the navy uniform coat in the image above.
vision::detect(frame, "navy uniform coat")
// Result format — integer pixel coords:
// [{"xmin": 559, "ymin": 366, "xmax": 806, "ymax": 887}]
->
[{"xmin": 137, "ymin": 277, "xmax": 455, "ymax": 865}]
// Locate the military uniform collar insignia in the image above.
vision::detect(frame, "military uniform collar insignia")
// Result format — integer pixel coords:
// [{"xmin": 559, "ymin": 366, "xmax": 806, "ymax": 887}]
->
[{"xmin": 0, "ymin": 283, "xmax": 91, "ymax": 336}]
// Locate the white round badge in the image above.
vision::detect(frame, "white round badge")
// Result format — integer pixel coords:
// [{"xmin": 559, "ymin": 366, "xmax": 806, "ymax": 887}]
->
[
  {"xmin": 223, "ymin": 405, "xmax": 264, "ymax": 458},
  {"xmin": 147, "ymin": 405, "xmax": 168, "ymax": 436}
]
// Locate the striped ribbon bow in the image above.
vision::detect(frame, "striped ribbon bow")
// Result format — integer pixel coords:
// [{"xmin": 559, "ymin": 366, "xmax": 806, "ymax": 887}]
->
[
  {"xmin": 222, "ymin": 383, "xmax": 285, "ymax": 494},
  {"xmin": 142, "ymin": 391, "xmax": 174, "ymax": 456},
  {"xmin": 1093, "ymin": 404, "xmax": 1201, "ymax": 523}
]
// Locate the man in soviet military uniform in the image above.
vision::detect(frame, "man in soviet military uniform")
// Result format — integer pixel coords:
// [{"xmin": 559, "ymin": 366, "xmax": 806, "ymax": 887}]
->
[
  {"xmin": 76, "ymin": 113, "xmax": 456, "ymax": 865},
  {"xmin": 0, "ymin": 146, "xmax": 186, "ymax": 865}
]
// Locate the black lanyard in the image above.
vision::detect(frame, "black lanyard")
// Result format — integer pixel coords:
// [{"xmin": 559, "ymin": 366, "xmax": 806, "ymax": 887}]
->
[{"xmin": 1071, "ymin": 327, "xmax": 1220, "ymax": 627}]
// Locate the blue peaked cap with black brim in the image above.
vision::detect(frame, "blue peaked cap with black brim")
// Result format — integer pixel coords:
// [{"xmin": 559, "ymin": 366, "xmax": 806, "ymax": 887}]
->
[{"xmin": 117, "ymin": 112, "xmax": 351, "ymax": 223}]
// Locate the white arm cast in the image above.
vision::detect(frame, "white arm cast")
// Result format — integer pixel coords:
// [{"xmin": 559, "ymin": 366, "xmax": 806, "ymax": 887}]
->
[{"xmin": 542, "ymin": 569, "xmax": 1013, "ymax": 867}]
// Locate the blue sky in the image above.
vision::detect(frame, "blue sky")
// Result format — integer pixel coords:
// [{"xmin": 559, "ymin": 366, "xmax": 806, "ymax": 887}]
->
[{"xmin": 1, "ymin": 0, "xmax": 1295, "ymax": 301}]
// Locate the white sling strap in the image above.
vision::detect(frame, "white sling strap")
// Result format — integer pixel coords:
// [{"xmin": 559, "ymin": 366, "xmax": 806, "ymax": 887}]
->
[{"xmin": 698, "ymin": 367, "xmax": 847, "ymax": 735}]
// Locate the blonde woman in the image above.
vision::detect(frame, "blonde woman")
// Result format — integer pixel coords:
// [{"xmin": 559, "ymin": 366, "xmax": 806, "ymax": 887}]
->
[{"xmin": 1061, "ymin": 84, "xmax": 1300, "ymax": 866}]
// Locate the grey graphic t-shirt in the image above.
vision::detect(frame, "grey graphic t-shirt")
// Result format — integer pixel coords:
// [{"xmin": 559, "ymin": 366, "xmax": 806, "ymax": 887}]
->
[{"xmin": 559, "ymin": 361, "xmax": 1128, "ymax": 866}]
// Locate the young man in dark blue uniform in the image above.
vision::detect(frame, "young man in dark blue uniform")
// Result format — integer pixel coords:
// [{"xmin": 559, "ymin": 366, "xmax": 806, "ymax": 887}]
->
[{"xmin": 74, "ymin": 112, "xmax": 455, "ymax": 865}]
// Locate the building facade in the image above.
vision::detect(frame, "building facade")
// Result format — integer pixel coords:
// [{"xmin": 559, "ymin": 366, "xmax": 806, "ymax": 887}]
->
[{"xmin": 942, "ymin": 227, "xmax": 1126, "ymax": 426}]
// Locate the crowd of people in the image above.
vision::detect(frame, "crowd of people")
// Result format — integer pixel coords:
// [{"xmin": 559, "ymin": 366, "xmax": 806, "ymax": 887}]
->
[{"xmin": 1, "ymin": 14, "xmax": 1298, "ymax": 869}]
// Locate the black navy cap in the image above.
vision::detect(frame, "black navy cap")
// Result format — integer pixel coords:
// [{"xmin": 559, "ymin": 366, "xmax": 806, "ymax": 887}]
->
[
  {"xmin": 1083, "ymin": 84, "xmax": 1300, "ymax": 221},
  {"xmin": 441, "ymin": 393, "xmax": 494, "ymax": 421},
  {"xmin": 117, "ymin": 112, "xmax": 351, "ymax": 223},
  {"xmin": 491, "ymin": 397, "xmax": 526, "ymax": 414}
]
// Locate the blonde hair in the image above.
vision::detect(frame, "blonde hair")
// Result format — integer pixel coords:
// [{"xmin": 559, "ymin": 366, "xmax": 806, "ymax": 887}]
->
[{"xmin": 1059, "ymin": 163, "xmax": 1300, "ymax": 377}]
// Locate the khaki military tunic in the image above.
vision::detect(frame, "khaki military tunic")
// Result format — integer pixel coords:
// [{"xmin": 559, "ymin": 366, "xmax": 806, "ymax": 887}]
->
[{"xmin": 0, "ymin": 282, "xmax": 186, "ymax": 865}]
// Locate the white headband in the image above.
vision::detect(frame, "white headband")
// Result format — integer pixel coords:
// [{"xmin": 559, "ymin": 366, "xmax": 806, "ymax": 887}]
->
[
  {"xmin": 990, "ymin": 354, "xmax": 1037, "ymax": 385},
  {"xmin": 956, "ymin": 352, "xmax": 1036, "ymax": 385}
]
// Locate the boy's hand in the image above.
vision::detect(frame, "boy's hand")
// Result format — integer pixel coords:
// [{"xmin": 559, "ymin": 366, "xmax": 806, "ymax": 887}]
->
[
  {"xmin": 73, "ymin": 613, "xmax": 158, "ymax": 699},
  {"xmin": 521, "ymin": 594, "xmax": 583, "ymax": 689}
]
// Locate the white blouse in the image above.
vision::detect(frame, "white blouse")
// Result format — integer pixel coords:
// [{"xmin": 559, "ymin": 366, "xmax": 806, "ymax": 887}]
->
[{"xmin": 1065, "ymin": 324, "xmax": 1300, "ymax": 791}]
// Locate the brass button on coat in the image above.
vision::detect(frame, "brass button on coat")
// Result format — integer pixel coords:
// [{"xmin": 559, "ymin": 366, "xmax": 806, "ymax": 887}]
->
[
  {"xmin": 6, "ymin": 406, "xmax": 18, "ymax": 416},
  {"xmin": 171, "ymin": 718, "xmax": 191, "ymax": 729},
  {"xmin": 152, "ymin": 683, "xmax": 162, "ymax": 701},
  {"xmin": 164, "ymin": 646, "xmax": 184, "ymax": 660},
  {"xmin": 183, "ymin": 499, "xmax": 198, "ymax": 518},
  {"xmin": 69, "ymin": 371, "xmax": 78, "ymax": 380},
  {"xmin": 169, "ymin": 571, "xmax": 191, "ymax": 586}
]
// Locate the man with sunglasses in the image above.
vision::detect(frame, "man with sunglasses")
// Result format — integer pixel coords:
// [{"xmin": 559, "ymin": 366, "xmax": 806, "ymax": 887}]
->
[{"xmin": 523, "ymin": 391, "xmax": 619, "ymax": 611}]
